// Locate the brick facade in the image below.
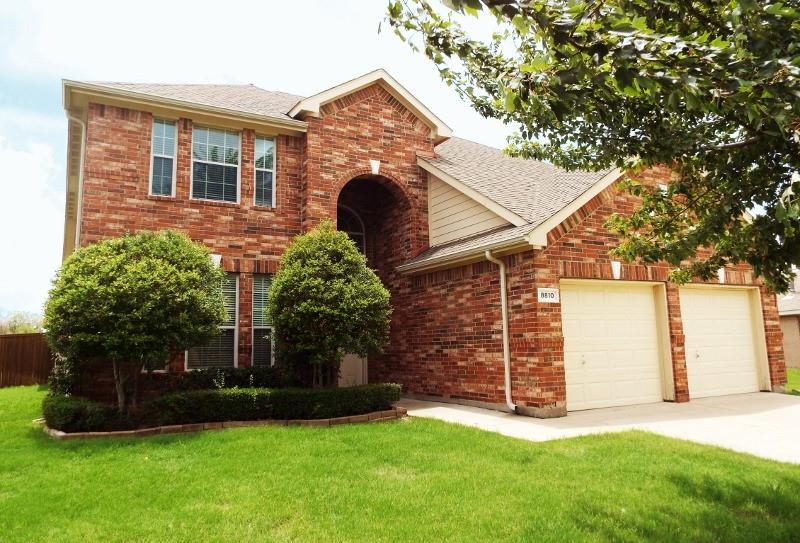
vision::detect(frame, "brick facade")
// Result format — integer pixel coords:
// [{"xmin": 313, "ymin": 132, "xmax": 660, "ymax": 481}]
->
[{"xmin": 74, "ymin": 83, "xmax": 786, "ymax": 415}]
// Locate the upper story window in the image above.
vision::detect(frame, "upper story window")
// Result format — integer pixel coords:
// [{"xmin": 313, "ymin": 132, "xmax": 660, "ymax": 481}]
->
[
  {"xmin": 192, "ymin": 127, "xmax": 240, "ymax": 203},
  {"xmin": 150, "ymin": 119, "xmax": 176, "ymax": 196},
  {"xmin": 254, "ymin": 136, "xmax": 275, "ymax": 207}
]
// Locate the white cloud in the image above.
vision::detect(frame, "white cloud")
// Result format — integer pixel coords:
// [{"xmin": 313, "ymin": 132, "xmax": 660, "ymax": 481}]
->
[{"xmin": 0, "ymin": 134, "xmax": 64, "ymax": 314}]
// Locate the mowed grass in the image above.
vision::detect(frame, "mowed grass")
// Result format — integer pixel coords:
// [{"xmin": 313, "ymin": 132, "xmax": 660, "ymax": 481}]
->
[
  {"xmin": 1, "ymin": 387, "xmax": 800, "ymax": 543},
  {"xmin": 786, "ymin": 368, "xmax": 800, "ymax": 394}
]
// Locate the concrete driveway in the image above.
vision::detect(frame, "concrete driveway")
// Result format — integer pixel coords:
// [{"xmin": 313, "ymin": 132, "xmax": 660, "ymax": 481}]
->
[{"xmin": 398, "ymin": 392, "xmax": 800, "ymax": 464}]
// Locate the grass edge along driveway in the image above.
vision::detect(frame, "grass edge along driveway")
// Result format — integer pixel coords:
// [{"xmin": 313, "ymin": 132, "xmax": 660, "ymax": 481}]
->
[{"xmin": 1, "ymin": 385, "xmax": 799, "ymax": 543}]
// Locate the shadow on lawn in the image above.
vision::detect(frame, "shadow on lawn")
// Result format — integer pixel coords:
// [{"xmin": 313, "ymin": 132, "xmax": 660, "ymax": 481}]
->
[{"xmin": 575, "ymin": 471, "xmax": 800, "ymax": 543}]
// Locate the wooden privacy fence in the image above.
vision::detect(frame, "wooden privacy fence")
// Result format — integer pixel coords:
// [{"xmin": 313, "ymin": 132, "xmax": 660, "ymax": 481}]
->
[{"xmin": 0, "ymin": 333, "xmax": 54, "ymax": 387}]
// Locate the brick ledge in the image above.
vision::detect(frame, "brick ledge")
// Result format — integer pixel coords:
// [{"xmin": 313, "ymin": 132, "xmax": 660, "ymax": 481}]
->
[{"xmin": 43, "ymin": 406, "xmax": 408, "ymax": 441}]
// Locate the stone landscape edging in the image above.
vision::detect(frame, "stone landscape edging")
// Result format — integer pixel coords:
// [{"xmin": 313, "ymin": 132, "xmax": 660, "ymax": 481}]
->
[{"xmin": 43, "ymin": 406, "xmax": 408, "ymax": 441}]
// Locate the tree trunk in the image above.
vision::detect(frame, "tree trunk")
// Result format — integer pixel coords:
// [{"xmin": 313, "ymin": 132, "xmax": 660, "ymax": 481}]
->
[
  {"xmin": 112, "ymin": 359, "xmax": 127, "ymax": 413},
  {"xmin": 112, "ymin": 359, "xmax": 142, "ymax": 413}
]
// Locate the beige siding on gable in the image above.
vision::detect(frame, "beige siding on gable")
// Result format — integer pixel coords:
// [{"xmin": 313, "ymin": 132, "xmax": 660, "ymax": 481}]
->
[{"xmin": 428, "ymin": 175, "xmax": 510, "ymax": 246}]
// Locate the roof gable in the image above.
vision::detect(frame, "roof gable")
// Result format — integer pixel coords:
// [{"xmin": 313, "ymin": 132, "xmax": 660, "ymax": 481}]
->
[
  {"xmin": 422, "ymin": 138, "xmax": 615, "ymax": 227},
  {"xmin": 288, "ymin": 69, "xmax": 452, "ymax": 143}
]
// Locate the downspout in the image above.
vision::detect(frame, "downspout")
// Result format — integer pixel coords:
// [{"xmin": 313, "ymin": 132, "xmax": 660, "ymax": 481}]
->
[
  {"xmin": 485, "ymin": 250, "xmax": 517, "ymax": 413},
  {"xmin": 67, "ymin": 113, "xmax": 87, "ymax": 252}
]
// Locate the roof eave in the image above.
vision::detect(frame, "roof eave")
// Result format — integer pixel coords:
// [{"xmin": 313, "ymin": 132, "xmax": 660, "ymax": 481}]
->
[
  {"xmin": 62, "ymin": 80, "xmax": 309, "ymax": 133},
  {"xmin": 396, "ymin": 236, "xmax": 541, "ymax": 275}
]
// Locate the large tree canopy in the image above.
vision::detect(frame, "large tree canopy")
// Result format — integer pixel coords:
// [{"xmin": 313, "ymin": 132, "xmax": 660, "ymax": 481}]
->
[{"xmin": 387, "ymin": 0, "xmax": 800, "ymax": 290}]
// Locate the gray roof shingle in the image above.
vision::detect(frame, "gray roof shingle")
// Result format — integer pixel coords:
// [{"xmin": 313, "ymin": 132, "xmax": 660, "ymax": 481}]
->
[
  {"xmin": 82, "ymin": 82, "xmax": 304, "ymax": 122},
  {"xmin": 423, "ymin": 137, "xmax": 612, "ymax": 226}
]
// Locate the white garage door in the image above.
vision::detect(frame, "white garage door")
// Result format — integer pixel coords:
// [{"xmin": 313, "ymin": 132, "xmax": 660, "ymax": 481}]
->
[
  {"xmin": 561, "ymin": 282, "xmax": 665, "ymax": 411},
  {"xmin": 679, "ymin": 288, "xmax": 761, "ymax": 398}
]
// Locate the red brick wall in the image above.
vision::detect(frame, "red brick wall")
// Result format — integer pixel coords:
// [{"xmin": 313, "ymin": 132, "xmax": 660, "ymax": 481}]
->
[
  {"xmin": 382, "ymin": 166, "xmax": 786, "ymax": 414},
  {"xmin": 77, "ymin": 97, "xmax": 786, "ymax": 413},
  {"xmin": 79, "ymin": 84, "xmax": 437, "ymax": 373}
]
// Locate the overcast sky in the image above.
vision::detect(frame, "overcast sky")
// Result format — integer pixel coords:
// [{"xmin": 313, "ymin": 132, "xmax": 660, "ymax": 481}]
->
[{"xmin": 0, "ymin": 0, "xmax": 510, "ymax": 316}]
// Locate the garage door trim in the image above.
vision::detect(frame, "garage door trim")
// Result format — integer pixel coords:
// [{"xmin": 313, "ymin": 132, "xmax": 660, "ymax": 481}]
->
[
  {"xmin": 678, "ymin": 284, "xmax": 771, "ymax": 392},
  {"xmin": 560, "ymin": 279, "xmax": 676, "ymax": 407}
]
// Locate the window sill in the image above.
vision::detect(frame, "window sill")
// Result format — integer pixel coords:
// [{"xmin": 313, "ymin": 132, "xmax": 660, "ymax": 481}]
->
[
  {"xmin": 252, "ymin": 204, "xmax": 278, "ymax": 211},
  {"xmin": 146, "ymin": 194, "xmax": 175, "ymax": 202},
  {"xmin": 188, "ymin": 198, "xmax": 241, "ymax": 209}
]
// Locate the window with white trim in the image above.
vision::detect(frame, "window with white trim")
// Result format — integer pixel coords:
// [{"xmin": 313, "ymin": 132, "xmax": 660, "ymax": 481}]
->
[
  {"xmin": 192, "ymin": 127, "xmax": 239, "ymax": 203},
  {"xmin": 254, "ymin": 136, "xmax": 275, "ymax": 207},
  {"xmin": 150, "ymin": 119, "xmax": 176, "ymax": 196},
  {"xmin": 187, "ymin": 273, "xmax": 238, "ymax": 369},
  {"xmin": 252, "ymin": 274, "xmax": 274, "ymax": 367}
]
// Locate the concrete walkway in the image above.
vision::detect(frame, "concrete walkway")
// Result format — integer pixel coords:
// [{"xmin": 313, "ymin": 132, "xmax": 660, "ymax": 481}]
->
[{"xmin": 398, "ymin": 393, "xmax": 800, "ymax": 464}]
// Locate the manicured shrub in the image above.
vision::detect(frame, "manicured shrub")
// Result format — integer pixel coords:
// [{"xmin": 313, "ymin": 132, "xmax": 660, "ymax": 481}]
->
[
  {"xmin": 44, "ymin": 230, "xmax": 227, "ymax": 413},
  {"xmin": 43, "ymin": 384, "xmax": 402, "ymax": 432},
  {"xmin": 42, "ymin": 394, "xmax": 133, "ymax": 433},
  {"xmin": 140, "ymin": 365, "xmax": 291, "ymax": 396},
  {"xmin": 269, "ymin": 221, "xmax": 392, "ymax": 387}
]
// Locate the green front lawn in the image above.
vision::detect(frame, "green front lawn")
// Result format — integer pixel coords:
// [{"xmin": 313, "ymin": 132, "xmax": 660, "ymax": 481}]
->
[
  {"xmin": 1, "ymin": 386, "xmax": 799, "ymax": 542},
  {"xmin": 787, "ymin": 368, "xmax": 800, "ymax": 394}
]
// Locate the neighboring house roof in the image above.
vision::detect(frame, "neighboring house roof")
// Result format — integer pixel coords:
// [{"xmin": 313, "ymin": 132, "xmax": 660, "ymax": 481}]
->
[
  {"xmin": 779, "ymin": 295, "xmax": 800, "ymax": 317},
  {"xmin": 420, "ymin": 138, "xmax": 613, "ymax": 227},
  {"xmin": 75, "ymin": 81, "xmax": 304, "ymax": 123}
]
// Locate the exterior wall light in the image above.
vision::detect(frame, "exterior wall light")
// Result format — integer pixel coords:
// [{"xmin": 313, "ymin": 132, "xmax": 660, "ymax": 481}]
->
[
  {"xmin": 210, "ymin": 254, "xmax": 222, "ymax": 267},
  {"xmin": 611, "ymin": 260, "xmax": 622, "ymax": 280}
]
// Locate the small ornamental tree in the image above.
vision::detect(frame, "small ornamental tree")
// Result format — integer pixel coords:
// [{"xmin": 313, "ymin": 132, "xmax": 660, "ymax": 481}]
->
[
  {"xmin": 44, "ymin": 231, "xmax": 226, "ymax": 413},
  {"xmin": 268, "ymin": 220, "xmax": 392, "ymax": 387}
]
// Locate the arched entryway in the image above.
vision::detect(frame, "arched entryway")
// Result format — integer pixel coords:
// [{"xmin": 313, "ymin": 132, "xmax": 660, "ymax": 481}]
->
[{"xmin": 335, "ymin": 174, "xmax": 416, "ymax": 386}]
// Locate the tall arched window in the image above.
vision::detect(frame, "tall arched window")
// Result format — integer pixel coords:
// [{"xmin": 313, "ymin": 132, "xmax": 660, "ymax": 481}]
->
[{"xmin": 336, "ymin": 205, "xmax": 365, "ymax": 254}]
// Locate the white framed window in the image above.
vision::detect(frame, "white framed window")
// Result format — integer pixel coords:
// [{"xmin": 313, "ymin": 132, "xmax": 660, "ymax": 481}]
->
[
  {"xmin": 149, "ymin": 119, "xmax": 177, "ymax": 196},
  {"xmin": 252, "ymin": 274, "xmax": 274, "ymax": 367},
  {"xmin": 254, "ymin": 136, "xmax": 275, "ymax": 207},
  {"xmin": 186, "ymin": 273, "xmax": 239, "ymax": 369},
  {"xmin": 191, "ymin": 127, "xmax": 240, "ymax": 203}
]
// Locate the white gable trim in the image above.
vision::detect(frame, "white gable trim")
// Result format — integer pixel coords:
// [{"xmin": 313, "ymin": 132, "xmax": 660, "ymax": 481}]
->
[
  {"xmin": 289, "ymin": 69, "xmax": 453, "ymax": 143},
  {"xmin": 417, "ymin": 156, "xmax": 527, "ymax": 227},
  {"xmin": 526, "ymin": 168, "xmax": 624, "ymax": 246}
]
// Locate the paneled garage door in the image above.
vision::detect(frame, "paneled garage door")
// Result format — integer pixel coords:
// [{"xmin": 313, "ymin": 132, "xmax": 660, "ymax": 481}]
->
[
  {"xmin": 679, "ymin": 287, "xmax": 762, "ymax": 398},
  {"xmin": 561, "ymin": 282, "xmax": 665, "ymax": 411}
]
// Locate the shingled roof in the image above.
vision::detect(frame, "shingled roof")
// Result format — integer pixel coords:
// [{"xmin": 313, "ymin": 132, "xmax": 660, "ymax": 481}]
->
[
  {"xmin": 80, "ymin": 82, "xmax": 304, "ymax": 122},
  {"xmin": 421, "ymin": 137, "xmax": 612, "ymax": 226},
  {"xmin": 402, "ymin": 138, "xmax": 620, "ymax": 270}
]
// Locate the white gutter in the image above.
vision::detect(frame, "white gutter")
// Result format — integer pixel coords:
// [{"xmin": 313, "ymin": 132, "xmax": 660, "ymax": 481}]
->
[
  {"xmin": 67, "ymin": 113, "xmax": 87, "ymax": 252},
  {"xmin": 484, "ymin": 250, "xmax": 517, "ymax": 413}
]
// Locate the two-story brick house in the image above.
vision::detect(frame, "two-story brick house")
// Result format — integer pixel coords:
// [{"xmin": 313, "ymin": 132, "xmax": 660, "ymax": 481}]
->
[{"xmin": 61, "ymin": 69, "xmax": 786, "ymax": 417}]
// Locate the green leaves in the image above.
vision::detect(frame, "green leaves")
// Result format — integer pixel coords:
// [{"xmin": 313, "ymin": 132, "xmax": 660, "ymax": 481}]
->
[
  {"xmin": 387, "ymin": 0, "xmax": 800, "ymax": 290},
  {"xmin": 268, "ymin": 221, "xmax": 392, "ymax": 383}
]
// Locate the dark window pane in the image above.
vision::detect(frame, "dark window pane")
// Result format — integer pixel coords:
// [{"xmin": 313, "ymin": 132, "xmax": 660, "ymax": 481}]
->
[
  {"xmin": 193, "ymin": 162, "xmax": 237, "ymax": 202},
  {"xmin": 151, "ymin": 156, "xmax": 173, "ymax": 195},
  {"xmin": 255, "ymin": 170, "xmax": 273, "ymax": 207},
  {"xmin": 187, "ymin": 329, "xmax": 235, "ymax": 369},
  {"xmin": 253, "ymin": 328, "xmax": 272, "ymax": 367}
]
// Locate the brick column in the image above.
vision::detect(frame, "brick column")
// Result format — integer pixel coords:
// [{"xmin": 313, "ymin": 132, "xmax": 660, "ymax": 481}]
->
[{"xmin": 665, "ymin": 283, "xmax": 689, "ymax": 402}]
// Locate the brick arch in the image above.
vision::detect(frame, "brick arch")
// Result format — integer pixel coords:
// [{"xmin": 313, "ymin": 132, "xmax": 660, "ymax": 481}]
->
[{"xmin": 332, "ymin": 167, "xmax": 422, "ymax": 256}]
